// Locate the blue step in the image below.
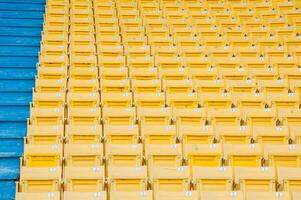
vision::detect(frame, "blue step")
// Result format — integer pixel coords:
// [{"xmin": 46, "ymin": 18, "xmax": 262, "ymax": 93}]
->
[
  {"xmin": 0, "ymin": 68, "xmax": 36, "ymax": 79},
  {"xmin": 0, "ymin": 157, "xmax": 20, "ymax": 180},
  {"xmin": 0, "ymin": 106, "xmax": 29, "ymax": 122},
  {"xmin": 0, "ymin": 3, "xmax": 45, "ymax": 12},
  {"xmin": 0, "ymin": 0, "xmax": 45, "ymax": 3},
  {"xmin": 0, "ymin": 10, "xmax": 44, "ymax": 19},
  {"xmin": 0, "ymin": 92, "xmax": 32, "ymax": 106},
  {"xmin": 0, "ymin": 80, "xmax": 34, "ymax": 92},
  {"xmin": 0, "ymin": 36, "xmax": 40, "ymax": 46},
  {"xmin": 0, "ymin": 181, "xmax": 16, "ymax": 200},
  {"xmin": 0, "ymin": 18, "xmax": 43, "ymax": 27},
  {"xmin": 0, "ymin": 122, "xmax": 27, "ymax": 139},
  {"xmin": 0, "ymin": 46, "xmax": 39, "ymax": 56},
  {"xmin": 0, "ymin": 57, "xmax": 38, "ymax": 68},
  {"xmin": 0, "ymin": 27, "xmax": 41, "ymax": 37}
]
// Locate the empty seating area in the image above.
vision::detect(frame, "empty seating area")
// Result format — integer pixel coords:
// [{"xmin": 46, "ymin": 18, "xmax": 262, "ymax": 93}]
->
[{"xmin": 14, "ymin": 0, "xmax": 301, "ymax": 199}]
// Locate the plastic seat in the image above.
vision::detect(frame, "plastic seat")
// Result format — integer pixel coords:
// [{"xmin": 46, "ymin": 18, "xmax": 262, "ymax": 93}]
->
[
  {"xmin": 235, "ymin": 167, "xmax": 276, "ymax": 192},
  {"xmin": 103, "ymin": 107, "xmax": 136, "ymax": 125},
  {"xmin": 179, "ymin": 125, "xmax": 214, "ymax": 145},
  {"xmin": 253, "ymin": 126, "xmax": 289, "ymax": 145},
  {"xmin": 98, "ymin": 56, "xmax": 126, "ymax": 68},
  {"xmin": 138, "ymin": 108, "xmax": 171, "ymax": 126},
  {"xmin": 27, "ymin": 125, "xmax": 63, "ymax": 145},
  {"xmin": 243, "ymin": 108, "xmax": 277, "ymax": 126},
  {"xmin": 208, "ymin": 108, "xmax": 241, "ymax": 126},
  {"xmin": 101, "ymin": 92, "xmax": 132, "ymax": 108},
  {"xmin": 166, "ymin": 93, "xmax": 198, "ymax": 108},
  {"xmin": 30, "ymin": 107, "xmax": 64, "ymax": 126},
  {"xmin": 277, "ymin": 167, "xmax": 301, "ymax": 193},
  {"xmin": 104, "ymin": 125, "xmax": 138, "ymax": 144},
  {"xmin": 199, "ymin": 191, "xmax": 244, "ymax": 200},
  {"xmin": 67, "ymin": 108, "xmax": 101, "ymax": 125},
  {"xmin": 163, "ymin": 80, "xmax": 192, "ymax": 94},
  {"xmin": 264, "ymin": 144, "xmax": 301, "ymax": 167},
  {"xmin": 63, "ymin": 191, "xmax": 107, "ymax": 200},
  {"xmin": 65, "ymin": 125, "xmax": 102, "ymax": 144},
  {"xmin": 68, "ymin": 79, "xmax": 99, "ymax": 93},
  {"xmin": 98, "ymin": 45, "xmax": 123, "ymax": 57},
  {"xmin": 156, "ymin": 57, "xmax": 182, "ymax": 68},
  {"xmin": 153, "ymin": 46, "xmax": 178, "ymax": 58},
  {"xmin": 184, "ymin": 144, "xmax": 222, "ymax": 167},
  {"xmin": 127, "ymin": 56, "xmax": 154, "ymax": 69},
  {"xmin": 279, "ymin": 68, "xmax": 301, "ymax": 81},
  {"xmin": 224, "ymin": 144, "xmax": 262, "ymax": 167},
  {"xmin": 245, "ymin": 192, "xmax": 290, "ymax": 200},
  {"xmin": 236, "ymin": 46, "xmax": 262, "ymax": 57},
  {"xmin": 290, "ymin": 126, "xmax": 301, "ymax": 144},
  {"xmin": 234, "ymin": 93, "xmax": 266, "ymax": 109},
  {"xmin": 199, "ymin": 92, "xmax": 232, "ymax": 109},
  {"xmin": 18, "ymin": 167, "xmax": 61, "ymax": 192},
  {"xmin": 69, "ymin": 67, "xmax": 98, "ymax": 80},
  {"xmin": 189, "ymin": 67, "xmax": 218, "ymax": 80},
  {"xmin": 278, "ymin": 109, "xmax": 301, "ymax": 126},
  {"xmin": 150, "ymin": 166, "xmax": 190, "ymax": 192},
  {"xmin": 134, "ymin": 92, "xmax": 165, "ymax": 108},
  {"xmin": 106, "ymin": 143, "xmax": 143, "ymax": 166},
  {"xmin": 35, "ymin": 78, "xmax": 66, "ymax": 93},
  {"xmin": 108, "ymin": 166, "xmax": 147, "ymax": 191},
  {"xmin": 67, "ymin": 92, "xmax": 100, "ymax": 108},
  {"xmin": 132, "ymin": 80, "xmax": 161, "ymax": 94},
  {"xmin": 145, "ymin": 144, "xmax": 182, "ymax": 167},
  {"xmin": 15, "ymin": 192, "xmax": 60, "ymax": 200},
  {"xmin": 216, "ymin": 125, "xmax": 251, "ymax": 144},
  {"xmin": 130, "ymin": 68, "xmax": 157, "ymax": 80},
  {"xmin": 24, "ymin": 144, "xmax": 62, "ymax": 167},
  {"xmin": 110, "ymin": 191, "xmax": 152, "ymax": 200},
  {"xmin": 155, "ymin": 191, "xmax": 198, "ymax": 200},
  {"xmin": 123, "ymin": 36, "xmax": 148, "ymax": 47},
  {"xmin": 271, "ymin": 56, "xmax": 299, "ymax": 69},
  {"xmin": 173, "ymin": 108, "xmax": 206, "ymax": 129},
  {"xmin": 64, "ymin": 166, "xmax": 105, "ymax": 192},
  {"xmin": 194, "ymin": 80, "xmax": 225, "ymax": 93},
  {"xmin": 219, "ymin": 67, "xmax": 249, "ymax": 80},
  {"xmin": 160, "ymin": 68, "xmax": 189, "ymax": 80},
  {"xmin": 64, "ymin": 144, "xmax": 103, "ymax": 167},
  {"xmin": 125, "ymin": 46, "xmax": 151, "ymax": 57},
  {"xmin": 267, "ymin": 93, "xmax": 299, "ymax": 109},
  {"xmin": 96, "ymin": 36, "xmax": 121, "ymax": 46},
  {"xmin": 39, "ymin": 54, "xmax": 68, "ymax": 68},
  {"xmin": 183, "ymin": 57, "xmax": 212, "ymax": 69},
  {"xmin": 101, "ymin": 79, "xmax": 130, "ymax": 93},
  {"xmin": 141, "ymin": 125, "xmax": 176, "ymax": 144},
  {"xmin": 215, "ymin": 57, "xmax": 241, "ymax": 69},
  {"xmin": 99, "ymin": 67, "xmax": 128, "ymax": 80},
  {"xmin": 226, "ymin": 80, "xmax": 257, "ymax": 94},
  {"xmin": 193, "ymin": 166, "xmax": 233, "ymax": 191}
]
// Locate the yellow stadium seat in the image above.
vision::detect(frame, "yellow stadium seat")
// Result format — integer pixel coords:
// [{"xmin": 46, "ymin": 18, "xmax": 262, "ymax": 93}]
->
[
  {"xmin": 208, "ymin": 108, "xmax": 241, "ymax": 126},
  {"xmin": 290, "ymin": 126, "xmax": 301, "ymax": 144},
  {"xmin": 199, "ymin": 92, "xmax": 232, "ymax": 109},
  {"xmin": 267, "ymin": 92, "xmax": 299, "ymax": 109},
  {"xmin": 67, "ymin": 92, "xmax": 99, "ymax": 108},
  {"xmin": 226, "ymin": 80, "xmax": 257, "ymax": 94},
  {"xmin": 141, "ymin": 125, "xmax": 176, "ymax": 144},
  {"xmin": 189, "ymin": 67, "xmax": 218, "ymax": 80},
  {"xmin": 15, "ymin": 192, "xmax": 60, "ymax": 200},
  {"xmin": 106, "ymin": 143, "xmax": 143, "ymax": 166},
  {"xmin": 98, "ymin": 45, "xmax": 123, "ymax": 57},
  {"xmin": 24, "ymin": 144, "xmax": 62, "ymax": 167},
  {"xmin": 30, "ymin": 107, "xmax": 64, "ymax": 125},
  {"xmin": 68, "ymin": 79, "xmax": 99, "ymax": 93},
  {"xmin": 279, "ymin": 68, "xmax": 301, "ymax": 80},
  {"xmin": 69, "ymin": 66, "xmax": 98, "ymax": 80},
  {"xmin": 64, "ymin": 166, "xmax": 105, "ymax": 192},
  {"xmin": 63, "ymin": 191, "xmax": 107, "ymax": 200},
  {"xmin": 96, "ymin": 35, "xmax": 121, "ymax": 46},
  {"xmin": 277, "ymin": 167, "xmax": 301, "ymax": 193},
  {"xmin": 67, "ymin": 108, "xmax": 101, "ymax": 125},
  {"xmin": 99, "ymin": 67, "xmax": 128, "ymax": 80},
  {"xmin": 270, "ymin": 56, "xmax": 299, "ymax": 69},
  {"xmin": 160, "ymin": 68, "xmax": 189, "ymax": 80},
  {"xmin": 163, "ymin": 80, "xmax": 192, "ymax": 94},
  {"xmin": 166, "ymin": 92, "xmax": 198, "ymax": 108},
  {"xmin": 100, "ymin": 79, "xmax": 130, "ymax": 93},
  {"xmin": 98, "ymin": 56, "xmax": 126, "ymax": 68},
  {"xmin": 103, "ymin": 107, "xmax": 136, "ymax": 125},
  {"xmin": 35, "ymin": 78, "xmax": 66, "ymax": 93},
  {"xmin": 155, "ymin": 191, "xmax": 199, "ymax": 200},
  {"xmin": 206, "ymin": 46, "xmax": 234, "ymax": 58},
  {"xmin": 110, "ymin": 191, "xmax": 152, "ymax": 200},
  {"xmin": 278, "ymin": 109, "xmax": 301, "ymax": 126},
  {"xmin": 235, "ymin": 46, "xmax": 262, "ymax": 57},
  {"xmin": 19, "ymin": 167, "xmax": 61, "ymax": 192},
  {"xmin": 156, "ymin": 57, "xmax": 182, "ymax": 69},
  {"xmin": 216, "ymin": 125, "xmax": 251, "ymax": 144},
  {"xmin": 134, "ymin": 92, "xmax": 165, "ymax": 108},
  {"xmin": 179, "ymin": 125, "xmax": 214, "ymax": 145},
  {"xmin": 224, "ymin": 144, "xmax": 262, "ymax": 167},
  {"xmin": 39, "ymin": 54, "xmax": 68, "ymax": 68},
  {"xmin": 65, "ymin": 124, "xmax": 102, "ymax": 144},
  {"xmin": 27, "ymin": 125, "xmax": 63, "ymax": 144},
  {"xmin": 245, "ymin": 192, "xmax": 290, "ymax": 200},
  {"xmin": 125, "ymin": 45, "xmax": 151, "ymax": 57},
  {"xmin": 243, "ymin": 108, "xmax": 277, "ymax": 126},
  {"xmin": 184, "ymin": 144, "xmax": 222, "ymax": 167},
  {"xmin": 69, "ymin": 55, "xmax": 97, "ymax": 69},
  {"xmin": 199, "ymin": 191, "xmax": 244, "ymax": 200},
  {"xmin": 150, "ymin": 166, "xmax": 190, "ymax": 192},
  {"xmin": 193, "ymin": 166, "xmax": 233, "ymax": 191},
  {"xmin": 173, "ymin": 108, "xmax": 206, "ymax": 128},
  {"xmin": 130, "ymin": 68, "xmax": 157, "ymax": 80},
  {"xmin": 264, "ymin": 144, "xmax": 301, "ymax": 167},
  {"xmin": 108, "ymin": 166, "xmax": 147, "ymax": 191},
  {"xmin": 249, "ymin": 67, "xmax": 279, "ymax": 80},
  {"xmin": 153, "ymin": 46, "xmax": 178, "ymax": 57},
  {"xmin": 127, "ymin": 56, "xmax": 154, "ymax": 69},
  {"xmin": 200, "ymin": 36, "xmax": 228, "ymax": 47},
  {"xmin": 253, "ymin": 126, "xmax": 289, "ymax": 145},
  {"xmin": 64, "ymin": 144, "xmax": 103, "ymax": 167},
  {"xmin": 123, "ymin": 36, "xmax": 148, "ymax": 47},
  {"xmin": 179, "ymin": 46, "xmax": 204, "ymax": 58},
  {"xmin": 138, "ymin": 108, "xmax": 171, "ymax": 126},
  {"xmin": 194, "ymin": 79, "xmax": 225, "ymax": 93},
  {"xmin": 104, "ymin": 124, "xmax": 138, "ymax": 144},
  {"xmin": 234, "ymin": 93, "xmax": 266, "ymax": 109},
  {"xmin": 183, "ymin": 56, "xmax": 212, "ymax": 69},
  {"xmin": 145, "ymin": 144, "xmax": 182, "ymax": 167},
  {"xmin": 234, "ymin": 167, "xmax": 276, "ymax": 192},
  {"xmin": 101, "ymin": 92, "xmax": 132, "ymax": 108}
]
